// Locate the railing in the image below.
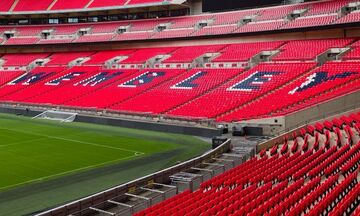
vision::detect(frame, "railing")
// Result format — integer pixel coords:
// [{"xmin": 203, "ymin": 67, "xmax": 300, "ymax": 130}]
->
[{"xmin": 35, "ymin": 138, "xmax": 231, "ymax": 216}]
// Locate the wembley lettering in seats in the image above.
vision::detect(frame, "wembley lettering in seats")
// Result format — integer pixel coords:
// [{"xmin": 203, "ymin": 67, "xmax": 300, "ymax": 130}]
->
[
  {"xmin": 119, "ymin": 71, "xmax": 165, "ymax": 88},
  {"xmin": 8, "ymin": 72, "xmax": 54, "ymax": 85},
  {"xmin": 171, "ymin": 71, "xmax": 207, "ymax": 89},
  {"xmin": 46, "ymin": 72, "xmax": 84, "ymax": 86},
  {"xmin": 227, "ymin": 71, "xmax": 281, "ymax": 91},
  {"xmin": 289, "ymin": 72, "xmax": 358, "ymax": 95},
  {"xmin": 74, "ymin": 72, "xmax": 122, "ymax": 87}
]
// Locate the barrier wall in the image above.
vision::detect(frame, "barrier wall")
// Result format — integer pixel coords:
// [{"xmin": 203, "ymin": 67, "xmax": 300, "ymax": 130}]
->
[
  {"xmin": 0, "ymin": 105, "xmax": 221, "ymax": 137},
  {"xmin": 284, "ymin": 90, "xmax": 360, "ymax": 132}
]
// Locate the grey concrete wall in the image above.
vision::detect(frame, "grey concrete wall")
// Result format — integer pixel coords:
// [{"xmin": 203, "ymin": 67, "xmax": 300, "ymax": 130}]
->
[
  {"xmin": 284, "ymin": 91, "xmax": 360, "ymax": 132},
  {"xmin": 189, "ymin": 0, "xmax": 203, "ymax": 15},
  {"xmin": 75, "ymin": 115, "xmax": 221, "ymax": 137}
]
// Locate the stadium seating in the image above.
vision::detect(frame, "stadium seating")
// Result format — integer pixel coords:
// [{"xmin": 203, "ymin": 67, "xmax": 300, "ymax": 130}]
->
[
  {"xmin": 256, "ymin": 4, "xmax": 306, "ymax": 21},
  {"xmin": 0, "ymin": 67, "xmax": 66, "ymax": 99},
  {"xmin": 212, "ymin": 41, "xmax": 284, "ymax": 62},
  {"xmin": 1, "ymin": 0, "xmax": 360, "ymax": 46},
  {"xmin": 0, "ymin": 71, "xmax": 25, "ymax": 86},
  {"xmin": 336, "ymin": 11, "xmax": 360, "ymax": 24},
  {"xmin": 85, "ymin": 50, "xmax": 136, "ymax": 65},
  {"xmin": 305, "ymin": 0, "xmax": 351, "ymax": 16},
  {"xmin": 110, "ymin": 69, "xmax": 241, "ymax": 113},
  {"xmin": 219, "ymin": 61, "xmax": 360, "ymax": 121},
  {"xmin": 234, "ymin": 20, "xmax": 286, "ymax": 33},
  {"xmin": 113, "ymin": 31, "xmax": 154, "ymax": 41},
  {"xmin": 88, "ymin": 0, "xmax": 127, "ymax": 8},
  {"xmin": 152, "ymin": 29, "xmax": 195, "ymax": 39},
  {"xmin": 91, "ymin": 23, "xmax": 122, "ymax": 34},
  {"xmin": 1, "ymin": 66, "xmax": 94, "ymax": 103},
  {"xmin": 13, "ymin": 0, "xmax": 54, "ymax": 11},
  {"xmin": 53, "ymin": 25, "xmax": 84, "ymax": 35},
  {"xmin": 38, "ymin": 38, "xmax": 74, "ymax": 44},
  {"xmin": 73, "ymin": 34, "xmax": 114, "ymax": 43},
  {"xmin": 22, "ymin": 66, "xmax": 115, "ymax": 105},
  {"xmin": 167, "ymin": 62, "xmax": 316, "ymax": 118},
  {"xmin": 3, "ymin": 0, "xmax": 360, "ymax": 215},
  {"xmin": 128, "ymin": 0, "xmax": 163, "ymax": 5},
  {"xmin": 0, "ymin": 0, "xmax": 14, "ymax": 12},
  {"xmin": 16, "ymin": 26, "xmax": 45, "ymax": 36},
  {"xmin": 342, "ymin": 40, "xmax": 360, "ymax": 60},
  {"xmin": 4, "ymin": 37, "xmax": 39, "ymax": 45},
  {"xmin": 170, "ymin": 15, "xmax": 214, "ymax": 29},
  {"xmin": 50, "ymin": 0, "xmax": 90, "ymax": 10},
  {"xmin": 0, "ymin": 39, "xmax": 359, "ymax": 122},
  {"xmin": 135, "ymin": 112, "xmax": 360, "ymax": 216},
  {"xmin": 46, "ymin": 52, "xmax": 95, "ymax": 66},
  {"xmin": 162, "ymin": 45, "xmax": 226, "ymax": 63},
  {"xmin": 192, "ymin": 25, "xmax": 239, "ymax": 36},
  {"xmin": 212, "ymin": 10, "xmax": 259, "ymax": 26},
  {"xmin": 272, "ymin": 38, "xmax": 353, "ymax": 61},
  {"xmin": 119, "ymin": 47, "xmax": 177, "ymax": 64},
  {"xmin": 64, "ymin": 69, "xmax": 184, "ymax": 109},
  {"xmin": 281, "ymin": 14, "xmax": 338, "ymax": 29},
  {"xmin": 1, "ymin": 53, "xmax": 50, "ymax": 66}
]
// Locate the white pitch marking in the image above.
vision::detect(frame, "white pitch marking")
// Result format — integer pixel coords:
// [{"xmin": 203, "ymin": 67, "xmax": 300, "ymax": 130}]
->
[
  {"xmin": 0, "ymin": 152, "xmax": 144, "ymax": 191},
  {"xmin": 0, "ymin": 137, "xmax": 48, "ymax": 147},
  {"xmin": 0, "ymin": 127, "xmax": 144, "ymax": 155}
]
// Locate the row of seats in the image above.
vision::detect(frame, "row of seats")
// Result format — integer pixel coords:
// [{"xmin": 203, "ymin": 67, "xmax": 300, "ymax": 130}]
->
[
  {"xmin": 135, "ymin": 112, "xmax": 360, "ymax": 215},
  {"xmin": 1, "ymin": 1, "xmax": 360, "ymax": 45},
  {"xmin": 0, "ymin": 39, "xmax": 359, "ymax": 121},
  {"xmin": 0, "ymin": 0, "xmax": 353, "ymax": 15},
  {"xmin": 0, "ymin": 0, "xmax": 166, "ymax": 12},
  {"xmin": 218, "ymin": 61, "xmax": 360, "ymax": 122},
  {"xmin": 2, "ymin": 38, "xmax": 360, "ymax": 67}
]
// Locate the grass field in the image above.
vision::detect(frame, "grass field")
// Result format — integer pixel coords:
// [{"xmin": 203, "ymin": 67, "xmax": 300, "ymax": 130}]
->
[{"xmin": 0, "ymin": 113, "xmax": 210, "ymax": 215}]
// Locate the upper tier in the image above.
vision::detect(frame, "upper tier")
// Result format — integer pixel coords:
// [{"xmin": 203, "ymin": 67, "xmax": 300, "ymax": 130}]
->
[
  {"xmin": 1, "ymin": 0, "xmax": 360, "ymax": 46},
  {"xmin": 0, "ymin": 0, "xmax": 173, "ymax": 13}
]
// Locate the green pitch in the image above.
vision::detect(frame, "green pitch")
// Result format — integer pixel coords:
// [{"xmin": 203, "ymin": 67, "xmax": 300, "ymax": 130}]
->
[{"xmin": 0, "ymin": 113, "xmax": 210, "ymax": 215}]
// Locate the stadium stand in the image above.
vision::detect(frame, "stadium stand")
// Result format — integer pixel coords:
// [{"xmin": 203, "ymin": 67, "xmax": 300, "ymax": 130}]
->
[
  {"xmin": 1, "ymin": 53, "xmax": 50, "ymax": 66},
  {"xmin": 73, "ymin": 34, "xmax": 114, "ymax": 43},
  {"xmin": 211, "ymin": 41, "xmax": 284, "ymax": 62},
  {"xmin": 0, "ymin": 0, "xmax": 14, "ymax": 12},
  {"xmin": 50, "ymin": 0, "xmax": 90, "ymax": 10},
  {"xmin": 0, "ymin": 71, "xmax": 25, "ymax": 86},
  {"xmin": 1, "ymin": 66, "xmax": 91, "ymax": 103},
  {"xmin": 13, "ymin": 0, "xmax": 54, "ymax": 11},
  {"xmin": 111, "ymin": 69, "xmax": 241, "ymax": 113},
  {"xmin": 45, "ymin": 52, "xmax": 95, "ymax": 66},
  {"xmin": 0, "ymin": 66, "xmax": 66, "ymax": 98},
  {"xmin": 272, "ymin": 38, "xmax": 353, "ymax": 61},
  {"xmin": 4, "ymin": 37, "xmax": 39, "ymax": 45},
  {"xmin": 84, "ymin": 50, "xmax": 136, "ymax": 65},
  {"xmin": 167, "ymin": 62, "xmax": 316, "ymax": 119},
  {"xmin": 2, "ymin": 0, "xmax": 360, "ymax": 45},
  {"xmin": 64, "ymin": 69, "xmax": 184, "ymax": 108},
  {"xmin": 0, "ymin": 38, "xmax": 359, "ymax": 121},
  {"xmin": 161, "ymin": 45, "xmax": 226, "ymax": 63},
  {"xmin": 218, "ymin": 62, "xmax": 360, "ymax": 121},
  {"xmin": 134, "ymin": 112, "xmax": 360, "ymax": 216},
  {"xmin": 1, "ymin": 0, "xmax": 360, "ymax": 216},
  {"xmin": 119, "ymin": 47, "xmax": 177, "ymax": 64}
]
